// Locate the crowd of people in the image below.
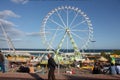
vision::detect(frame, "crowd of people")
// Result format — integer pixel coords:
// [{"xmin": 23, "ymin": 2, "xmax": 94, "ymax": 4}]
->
[
  {"xmin": 0, "ymin": 50, "xmax": 120, "ymax": 78},
  {"xmin": 92, "ymin": 61, "xmax": 120, "ymax": 75},
  {"xmin": 0, "ymin": 51, "xmax": 57, "ymax": 80}
]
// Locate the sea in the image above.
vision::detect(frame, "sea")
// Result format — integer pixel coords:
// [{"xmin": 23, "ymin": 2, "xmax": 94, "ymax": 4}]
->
[{"xmin": 1, "ymin": 48, "xmax": 119, "ymax": 55}]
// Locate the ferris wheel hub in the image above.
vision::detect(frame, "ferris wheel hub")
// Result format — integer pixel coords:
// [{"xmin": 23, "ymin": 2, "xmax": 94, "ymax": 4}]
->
[{"xmin": 66, "ymin": 28, "xmax": 70, "ymax": 32}]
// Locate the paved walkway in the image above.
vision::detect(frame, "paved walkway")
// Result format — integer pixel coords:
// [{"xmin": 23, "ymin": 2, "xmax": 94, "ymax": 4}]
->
[{"xmin": 0, "ymin": 72, "xmax": 120, "ymax": 80}]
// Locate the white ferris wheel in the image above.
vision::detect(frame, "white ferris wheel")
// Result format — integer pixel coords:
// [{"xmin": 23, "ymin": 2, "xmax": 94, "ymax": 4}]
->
[{"xmin": 41, "ymin": 6, "xmax": 93, "ymax": 58}]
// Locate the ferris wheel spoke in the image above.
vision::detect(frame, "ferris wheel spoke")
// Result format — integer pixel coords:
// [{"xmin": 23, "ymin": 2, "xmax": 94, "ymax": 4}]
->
[
  {"xmin": 71, "ymin": 29, "xmax": 89, "ymax": 32},
  {"xmin": 56, "ymin": 10, "xmax": 66, "ymax": 27},
  {"xmin": 69, "ymin": 12, "xmax": 79, "ymax": 28},
  {"xmin": 71, "ymin": 20, "xmax": 86, "ymax": 29},
  {"xmin": 48, "ymin": 28, "xmax": 59, "ymax": 49},
  {"xmin": 71, "ymin": 31, "xmax": 84, "ymax": 41},
  {"xmin": 47, "ymin": 42, "xmax": 54, "ymax": 50},
  {"xmin": 49, "ymin": 18, "xmax": 65, "ymax": 29},
  {"xmin": 46, "ymin": 28, "xmax": 64, "ymax": 31},
  {"xmin": 56, "ymin": 32, "xmax": 67, "ymax": 54},
  {"xmin": 65, "ymin": 35, "xmax": 69, "ymax": 52},
  {"xmin": 67, "ymin": 8, "xmax": 69, "ymax": 27}
]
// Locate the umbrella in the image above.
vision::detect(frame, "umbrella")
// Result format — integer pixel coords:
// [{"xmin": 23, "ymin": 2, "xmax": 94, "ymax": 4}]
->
[{"xmin": 98, "ymin": 56, "xmax": 108, "ymax": 62}]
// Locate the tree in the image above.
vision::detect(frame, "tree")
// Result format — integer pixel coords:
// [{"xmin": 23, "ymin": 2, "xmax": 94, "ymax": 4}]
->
[
  {"xmin": 100, "ymin": 51, "xmax": 111, "ymax": 61},
  {"xmin": 111, "ymin": 50, "xmax": 120, "ymax": 55},
  {"xmin": 100, "ymin": 51, "xmax": 106, "ymax": 57}
]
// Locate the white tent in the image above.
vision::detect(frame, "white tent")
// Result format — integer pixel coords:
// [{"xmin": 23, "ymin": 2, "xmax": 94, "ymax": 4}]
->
[{"xmin": 98, "ymin": 56, "xmax": 108, "ymax": 62}]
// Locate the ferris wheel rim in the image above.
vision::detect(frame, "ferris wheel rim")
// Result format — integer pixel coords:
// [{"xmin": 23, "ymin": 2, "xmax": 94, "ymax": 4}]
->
[{"xmin": 41, "ymin": 6, "xmax": 93, "ymax": 52}]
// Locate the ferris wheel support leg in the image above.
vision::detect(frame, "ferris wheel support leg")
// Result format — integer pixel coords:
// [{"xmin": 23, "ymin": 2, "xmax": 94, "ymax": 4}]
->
[
  {"xmin": 56, "ymin": 32, "xmax": 67, "ymax": 55},
  {"xmin": 0, "ymin": 23, "xmax": 16, "ymax": 54},
  {"xmin": 68, "ymin": 32, "xmax": 82, "ymax": 59}
]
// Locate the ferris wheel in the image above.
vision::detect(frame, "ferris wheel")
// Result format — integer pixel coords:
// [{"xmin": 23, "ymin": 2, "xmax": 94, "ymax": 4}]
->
[{"xmin": 41, "ymin": 6, "xmax": 93, "ymax": 58}]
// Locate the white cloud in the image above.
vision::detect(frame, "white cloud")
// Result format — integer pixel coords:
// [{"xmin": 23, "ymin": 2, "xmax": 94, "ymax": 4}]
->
[
  {"xmin": 0, "ymin": 19, "xmax": 25, "ymax": 38},
  {"xmin": 12, "ymin": 39, "xmax": 23, "ymax": 42},
  {"xmin": 0, "ymin": 19, "xmax": 16, "ymax": 26},
  {"xmin": 0, "ymin": 10, "xmax": 20, "ymax": 19},
  {"xmin": 11, "ymin": 0, "xmax": 29, "ymax": 4},
  {"xmin": 0, "ymin": 9, "xmax": 41, "ymax": 49},
  {"xmin": 26, "ymin": 32, "xmax": 41, "ymax": 37},
  {"xmin": 0, "ymin": 10, "xmax": 24, "ymax": 40}
]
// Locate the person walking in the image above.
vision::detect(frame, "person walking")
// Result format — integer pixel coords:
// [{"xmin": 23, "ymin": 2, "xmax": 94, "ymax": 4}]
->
[
  {"xmin": 47, "ymin": 53, "xmax": 57, "ymax": 80},
  {"xmin": 109, "ymin": 63, "xmax": 117, "ymax": 75},
  {"xmin": 115, "ymin": 63, "xmax": 120, "ymax": 74},
  {"xmin": 0, "ymin": 51, "xmax": 5, "ymax": 73},
  {"xmin": 92, "ymin": 62, "xmax": 101, "ymax": 74}
]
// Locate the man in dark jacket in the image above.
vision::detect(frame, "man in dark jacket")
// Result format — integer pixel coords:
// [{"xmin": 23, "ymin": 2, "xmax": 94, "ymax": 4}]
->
[
  {"xmin": 47, "ymin": 53, "xmax": 57, "ymax": 80},
  {"xmin": 0, "ymin": 51, "xmax": 5, "ymax": 73}
]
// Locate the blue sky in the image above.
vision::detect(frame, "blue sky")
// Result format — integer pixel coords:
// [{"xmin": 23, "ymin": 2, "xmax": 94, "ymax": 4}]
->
[{"xmin": 0, "ymin": 0, "xmax": 120, "ymax": 49}]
